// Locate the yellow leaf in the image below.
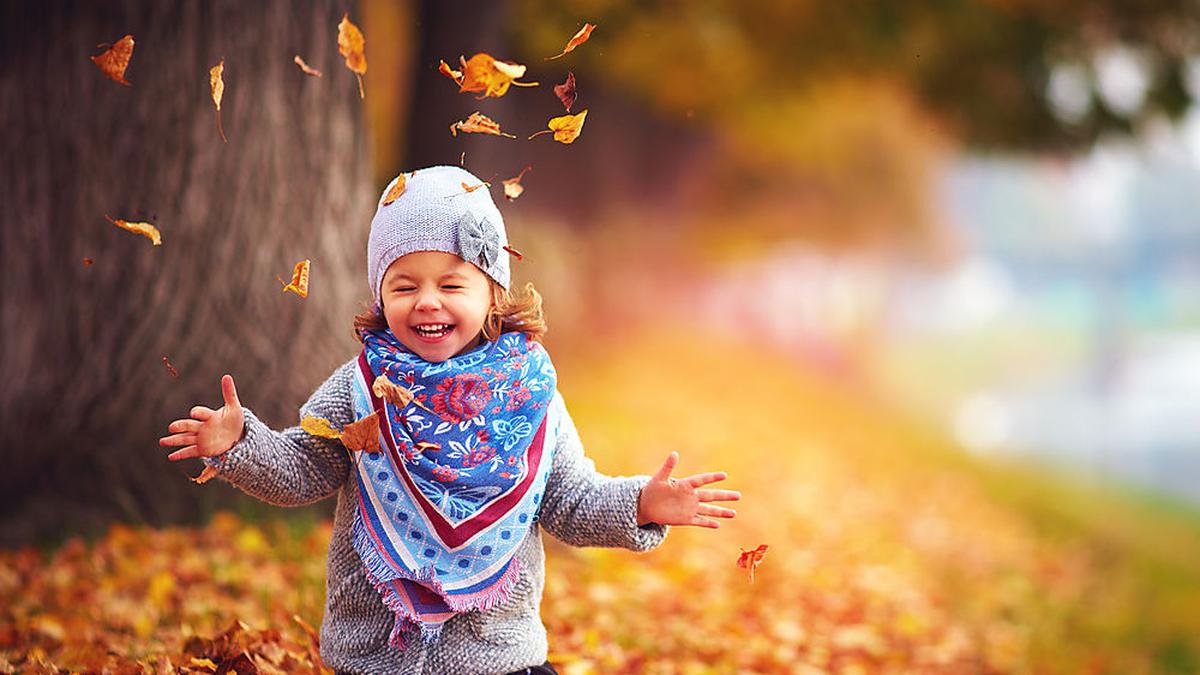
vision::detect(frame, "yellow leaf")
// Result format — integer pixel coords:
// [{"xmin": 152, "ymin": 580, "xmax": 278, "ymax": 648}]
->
[
  {"xmin": 277, "ymin": 259, "xmax": 310, "ymax": 298},
  {"xmin": 190, "ymin": 657, "xmax": 218, "ymax": 672},
  {"xmin": 91, "ymin": 34, "xmax": 134, "ymax": 85},
  {"xmin": 529, "ymin": 109, "xmax": 588, "ymax": 144},
  {"xmin": 106, "ymin": 215, "xmax": 161, "ymax": 246},
  {"xmin": 300, "ymin": 415, "xmax": 341, "ymax": 440},
  {"xmin": 337, "ymin": 14, "xmax": 367, "ymax": 98},
  {"xmin": 210, "ymin": 59, "xmax": 227, "ymax": 143},
  {"xmin": 382, "ymin": 173, "xmax": 407, "ymax": 206}
]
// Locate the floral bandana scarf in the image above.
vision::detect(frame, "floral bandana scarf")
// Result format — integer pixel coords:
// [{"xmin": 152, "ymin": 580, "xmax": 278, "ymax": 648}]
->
[{"xmin": 351, "ymin": 326, "xmax": 557, "ymax": 648}]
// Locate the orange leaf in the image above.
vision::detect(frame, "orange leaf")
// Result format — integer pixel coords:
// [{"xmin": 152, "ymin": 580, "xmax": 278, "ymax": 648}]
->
[
  {"xmin": 82, "ymin": 257, "xmax": 94, "ymax": 266},
  {"xmin": 162, "ymin": 356, "xmax": 179, "ymax": 378},
  {"xmin": 337, "ymin": 13, "xmax": 367, "ymax": 99},
  {"xmin": 545, "ymin": 23, "xmax": 596, "ymax": 60},
  {"xmin": 190, "ymin": 466, "xmax": 219, "ymax": 485},
  {"xmin": 453, "ymin": 53, "xmax": 538, "ymax": 98},
  {"xmin": 277, "ymin": 259, "xmax": 310, "ymax": 298},
  {"xmin": 90, "ymin": 34, "xmax": 134, "ymax": 85},
  {"xmin": 300, "ymin": 415, "xmax": 341, "ymax": 440},
  {"xmin": 554, "ymin": 72, "xmax": 577, "ymax": 112},
  {"xmin": 382, "ymin": 173, "xmax": 407, "ymax": 205},
  {"xmin": 293, "ymin": 55, "xmax": 322, "ymax": 77},
  {"xmin": 449, "ymin": 112, "xmax": 516, "ymax": 139},
  {"xmin": 106, "ymin": 215, "xmax": 161, "ymax": 246},
  {"xmin": 737, "ymin": 544, "xmax": 769, "ymax": 583},
  {"xmin": 461, "ymin": 181, "xmax": 490, "ymax": 193},
  {"xmin": 210, "ymin": 59, "xmax": 227, "ymax": 143},
  {"xmin": 340, "ymin": 412, "xmax": 381, "ymax": 454},
  {"xmin": 503, "ymin": 245, "xmax": 524, "ymax": 261},
  {"xmin": 502, "ymin": 166, "xmax": 532, "ymax": 201},
  {"xmin": 529, "ymin": 109, "xmax": 588, "ymax": 144}
]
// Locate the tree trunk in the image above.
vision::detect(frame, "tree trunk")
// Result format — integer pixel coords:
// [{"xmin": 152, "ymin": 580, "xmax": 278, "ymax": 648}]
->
[{"xmin": 0, "ymin": 0, "xmax": 374, "ymax": 545}]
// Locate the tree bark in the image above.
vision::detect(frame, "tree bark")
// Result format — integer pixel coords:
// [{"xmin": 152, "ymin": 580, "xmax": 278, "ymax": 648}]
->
[{"xmin": 0, "ymin": 0, "xmax": 374, "ymax": 544}]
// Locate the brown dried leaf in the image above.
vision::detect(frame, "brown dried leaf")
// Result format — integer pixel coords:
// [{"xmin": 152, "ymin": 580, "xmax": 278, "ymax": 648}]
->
[
  {"xmin": 191, "ymin": 466, "xmax": 219, "ymax": 485},
  {"xmin": 337, "ymin": 13, "xmax": 367, "ymax": 98},
  {"xmin": 502, "ymin": 166, "xmax": 532, "ymax": 201},
  {"xmin": 300, "ymin": 416, "xmax": 341, "ymax": 440},
  {"xmin": 162, "ymin": 356, "xmax": 179, "ymax": 378},
  {"xmin": 277, "ymin": 259, "xmax": 310, "ymax": 298},
  {"xmin": 545, "ymin": 23, "xmax": 596, "ymax": 61},
  {"xmin": 293, "ymin": 55, "xmax": 322, "ymax": 77},
  {"xmin": 503, "ymin": 245, "xmax": 524, "ymax": 261},
  {"xmin": 554, "ymin": 72, "xmax": 577, "ymax": 112},
  {"xmin": 209, "ymin": 59, "xmax": 227, "ymax": 143},
  {"xmin": 449, "ymin": 112, "xmax": 516, "ymax": 139},
  {"xmin": 106, "ymin": 215, "xmax": 162, "ymax": 246},
  {"xmin": 91, "ymin": 35, "xmax": 134, "ymax": 85},
  {"xmin": 372, "ymin": 377, "xmax": 435, "ymax": 414},
  {"xmin": 528, "ymin": 109, "xmax": 588, "ymax": 144},
  {"xmin": 382, "ymin": 173, "xmax": 407, "ymax": 205},
  {"xmin": 341, "ymin": 411, "xmax": 381, "ymax": 454},
  {"xmin": 737, "ymin": 544, "xmax": 769, "ymax": 583}
]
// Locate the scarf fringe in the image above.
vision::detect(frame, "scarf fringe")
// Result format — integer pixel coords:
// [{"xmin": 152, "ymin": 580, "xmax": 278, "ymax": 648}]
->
[{"xmin": 351, "ymin": 512, "xmax": 526, "ymax": 650}]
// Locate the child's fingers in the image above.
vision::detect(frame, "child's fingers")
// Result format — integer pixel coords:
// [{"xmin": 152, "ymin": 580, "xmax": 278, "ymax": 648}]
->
[
  {"xmin": 221, "ymin": 374, "xmax": 241, "ymax": 410},
  {"xmin": 688, "ymin": 515, "xmax": 721, "ymax": 529},
  {"xmin": 166, "ymin": 445, "xmax": 200, "ymax": 461},
  {"xmin": 696, "ymin": 488, "xmax": 741, "ymax": 502},
  {"xmin": 191, "ymin": 405, "xmax": 216, "ymax": 420},
  {"xmin": 697, "ymin": 503, "xmax": 736, "ymax": 519},
  {"xmin": 160, "ymin": 432, "xmax": 198, "ymax": 448},
  {"xmin": 168, "ymin": 419, "xmax": 201, "ymax": 434},
  {"xmin": 684, "ymin": 471, "xmax": 728, "ymax": 488},
  {"xmin": 650, "ymin": 451, "xmax": 679, "ymax": 482}
]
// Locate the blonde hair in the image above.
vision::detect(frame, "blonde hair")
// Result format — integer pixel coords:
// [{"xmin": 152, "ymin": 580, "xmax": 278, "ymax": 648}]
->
[{"xmin": 353, "ymin": 281, "xmax": 547, "ymax": 343}]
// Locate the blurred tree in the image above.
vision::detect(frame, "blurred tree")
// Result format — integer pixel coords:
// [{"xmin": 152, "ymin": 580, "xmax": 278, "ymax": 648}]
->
[{"xmin": 0, "ymin": 1, "xmax": 373, "ymax": 544}]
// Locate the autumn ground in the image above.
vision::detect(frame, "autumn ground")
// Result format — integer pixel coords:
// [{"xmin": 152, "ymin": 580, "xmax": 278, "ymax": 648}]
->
[{"xmin": 3, "ymin": 328, "xmax": 1200, "ymax": 674}]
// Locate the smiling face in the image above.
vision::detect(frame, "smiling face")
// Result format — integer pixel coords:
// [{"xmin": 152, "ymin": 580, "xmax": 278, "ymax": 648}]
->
[{"xmin": 380, "ymin": 251, "xmax": 493, "ymax": 362}]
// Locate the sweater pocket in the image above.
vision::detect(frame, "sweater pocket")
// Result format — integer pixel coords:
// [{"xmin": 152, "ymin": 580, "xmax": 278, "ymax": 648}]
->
[
  {"xmin": 323, "ymin": 567, "xmax": 392, "ymax": 656},
  {"xmin": 463, "ymin": 572, "xmax": 541, "ymax": 647}
]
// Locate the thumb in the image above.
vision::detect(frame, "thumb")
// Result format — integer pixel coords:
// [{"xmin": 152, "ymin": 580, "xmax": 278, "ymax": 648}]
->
[
  {"xmin": 221, "ymin": 374, "xmax": 241, "ymax": 410},
  {"xmin": 651, "ymin": 451, "xmax": 679, "ymax": 483}
]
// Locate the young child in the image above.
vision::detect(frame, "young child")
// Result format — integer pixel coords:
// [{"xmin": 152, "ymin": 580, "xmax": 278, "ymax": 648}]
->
[{"xmin": 161, "ymin": 166, "xmax": 740, "ymax": 675}]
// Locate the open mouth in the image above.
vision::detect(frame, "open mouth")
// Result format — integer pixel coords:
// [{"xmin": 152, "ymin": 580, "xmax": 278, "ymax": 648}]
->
[{"xmin": 412, "ymin": 323, "xmax": 455, "ymax": 340}]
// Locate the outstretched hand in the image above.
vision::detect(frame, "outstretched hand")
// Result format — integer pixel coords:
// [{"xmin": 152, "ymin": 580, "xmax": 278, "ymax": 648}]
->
[
  {"xmin": 637, "ymin": 451, "xmax": 740, "ymax": 528},
  {"xmin": 160, "ymin": 374, "xmax": 245, "ymax": 461}
]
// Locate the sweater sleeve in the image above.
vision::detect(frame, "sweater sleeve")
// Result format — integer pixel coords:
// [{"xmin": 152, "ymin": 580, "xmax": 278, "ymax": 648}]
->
[
  {"xmin": 201, "ymin": 358, "xmax": 357, "ymax": 506},
  {"xmin": 537, "ymin": 392, "xmax": 668, "ymax": 551}
]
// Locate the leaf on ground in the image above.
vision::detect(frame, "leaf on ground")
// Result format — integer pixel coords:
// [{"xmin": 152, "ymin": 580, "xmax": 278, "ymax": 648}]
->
[
  {"xmin": 449, "ymin": 112, "xmax": 515, "ymax": 139},
  {"xmin": 545, "ymin": 23, "xmax": 596, "ymax": 61},
  {"xmin": 91, "ymin": 35, "xmax": 134, "ymax": 85},
  {"xmin": 503, "ymin": 166, "xmax": 532, "ymax": 201},
  {"xmin": 452, "ymin": 53, "xmax": 538, "ymax": 98},
  {"xmin": 529, "ymin": 109, "xmax": 588, "ymax": 144},
  {"xmin": 209, "ymin": 59, "xmax": 227, "ymax": 143},
  {"xmin": 300, "ymin": 416, "xmax": 341, "ymax": 440},
  {"xmin": 293, "ymin": 55, "xmax": 322, "ymax": 77},
  {"xmin": 737, "ymin": 544, "xmax": 769, "ymax": 583},
  {"xmin": 554, "ymin": 72, "xmax": 577, "ymax": 112},
  {"xmin": 106, "ymin": 215, "xmax": 162, "ymax": 246},
  {"xmin": 337, "ymin": 13, "xmax": 367, "ymax": 98},
  {"xmin": 382, "ymin": 173, "xmax": 407, "ymax": 205},
  {"xmin": 340, "ymin": 412, "xmax": 381, "ymax": 454},
  {"xmin": 191, "ymin": 466, "xmax": 219, "ymax": 485},
  {"xmin": 276, "ymin": 259, "xmax": 310, "ymax": 298}
]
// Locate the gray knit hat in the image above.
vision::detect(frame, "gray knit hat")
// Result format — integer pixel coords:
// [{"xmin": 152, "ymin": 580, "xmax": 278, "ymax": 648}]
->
[{"xmin": 367, "ymin": 165, "xmax": 510, "ymax": 302}]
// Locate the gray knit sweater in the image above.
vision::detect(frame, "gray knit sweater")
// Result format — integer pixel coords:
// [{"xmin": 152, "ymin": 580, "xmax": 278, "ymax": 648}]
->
[{"xmin": 204, "ymin": 357, "xmax": 668, "ymax": 675}]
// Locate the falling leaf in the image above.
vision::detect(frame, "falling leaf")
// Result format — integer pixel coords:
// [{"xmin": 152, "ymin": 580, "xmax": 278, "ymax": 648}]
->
[
  {"xmin": 210, "ymin": 59, "xmax": 227, "ymax": 144},
  {"xmin": 460, "ymin": 151, "xmax": 466, "ymax": 166},
  {"xmin": 450, "ymin": 112, "xmax": 516, "ymax": 139},
  {"xmin": 372, "ymin": 376, "xmax": 435, "ymax": 414},
  {"xmin": 90, "ymin": 34, "xmax": 134, "ymax": 85},
  {"xmin": 293, "ymin": 55, "xmax": 322, "ymax": 77},
  {"xmin": 382, "ymin": 173, "xmax": 407, "ymax": 205},
  {"xmin": 190, "ymin": 466, "xmax": 219, "ymax": 485},
  {"xmin": 503, "ymin": 166, "xmax": 532, "ymax": 201},
  {"xmin": 415, "ymin": 441, "xmax": 441, "ymax": 453},
  {"xmin": 503, "ymin": 245, "xmax": 524, "ymax": 261},
  {"xmin": 276, "ymin": 259, "xmax": 310, "ymax": 298},
  {"xmin": 300, "ymin": 416, "xmax": 341, "ymax": 440},
  {"xmin": 528, "ymin": 109, "xmax": 588, "ymax": 144},
  {"xmin": 545, "ymin": 23, "xmax": 596, "ymax": 61},
  {"xmin": 106, "ymin": 215, "xmax": 162, "ymax": 246},
  {"xmin": 461, "ymin": 181, "xmax": 490, "ymax": 193},
  {"xmin": 337, "ymin": 14, "xmax": 367, "ymax": 98},
  {"xmin": 162, "ymin": 356, "xmax": 179, "ymax": 378},
  {"xmin": 340, "ymin": 411, "xmax": 381, "ymax": 454},
  {"xmin": 452, "ymin": 53, "xmax": 538, "ymax": 98},
  {"xmin": 438, "ymin": 59, "xmax": 463, "ymax": 86},
  {"xmin": 737, "ymin": 544, "xmax": 769, "ymax": 583},
  {"xmin": 554, "ymin": 72, "xmax": 577, "ymax": 112},
  {"xmin": 82, "ymin": 257, "xmax": 94, "ymax": 266}
]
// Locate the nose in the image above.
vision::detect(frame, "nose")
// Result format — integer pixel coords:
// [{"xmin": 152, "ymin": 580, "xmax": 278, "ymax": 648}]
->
[{"xmin": 414, "ymin": 288, "xmax": 441, "ymax": 311}]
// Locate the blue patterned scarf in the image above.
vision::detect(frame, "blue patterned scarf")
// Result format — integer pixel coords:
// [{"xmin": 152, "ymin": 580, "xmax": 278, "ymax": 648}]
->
[{"xmin": 350, "ymin": 327, "xmax": 557, "ymax": 648}]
